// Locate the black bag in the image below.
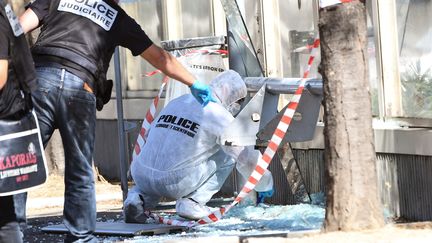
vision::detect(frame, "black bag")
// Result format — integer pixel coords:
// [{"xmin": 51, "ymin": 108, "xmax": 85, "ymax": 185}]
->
[
  {"xmin": 0, "ymin": 110, "xmax": 48, "ymax": 196},
  {"xmin": 94, "ymin": 56, "xmax": 113, "ymax": 111},
  {"xmin": 95, "ymin": 77, "xmax": 113, "ymax": 111}
]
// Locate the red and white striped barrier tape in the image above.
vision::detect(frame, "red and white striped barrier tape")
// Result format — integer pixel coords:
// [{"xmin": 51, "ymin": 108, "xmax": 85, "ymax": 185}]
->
[
  {"xmin": 320, "ymin": 0, "xmax": 353, "ymax": 8},
  {"xmin": 142, "ymin": 70, "xmax": 162, "ymax": 77},
  {"xmin": 184, "ymin": 49, "xmax": 228, "ymax": 56},
  {"xmin": 135, "ymin": 39, "xmax": 320, "ymax": 227},
  {"xmin": 131, "ymin": 76, "xmax": 169, "ymax": 163},
  {"xmin": 146, "ymin": 211, "xmax": 197, "ymax": 228}
]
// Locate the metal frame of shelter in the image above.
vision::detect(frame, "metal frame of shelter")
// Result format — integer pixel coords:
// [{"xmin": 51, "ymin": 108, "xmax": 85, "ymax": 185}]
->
[{"xmin": 113, "ymin": 0, "xmax": 324, "ymax": 202}]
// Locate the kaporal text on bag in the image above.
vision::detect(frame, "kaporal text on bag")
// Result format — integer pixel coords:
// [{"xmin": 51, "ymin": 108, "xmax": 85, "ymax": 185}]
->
[
  {"xmin": 0, "ymin": 152, "xmax": 38, "ymax": 179},
  {"xmin": 0, "ymin": 152, "xmax": 37, "ymax": 171},
  {"xmin": 0, "ymin": 165, "xmax": 38, "ymax": 179},
  {"xmin": 58, "ymin": 0, "xmax": 118, "ymax": 31}
]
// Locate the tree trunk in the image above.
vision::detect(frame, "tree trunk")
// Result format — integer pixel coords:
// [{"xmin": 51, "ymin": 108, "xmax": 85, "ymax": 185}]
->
[{"xmin": 318, "ymin": 1, "xmax": 384, "ymax": 231}]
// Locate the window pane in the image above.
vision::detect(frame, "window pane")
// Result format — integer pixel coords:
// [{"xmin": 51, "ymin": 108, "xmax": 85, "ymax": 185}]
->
[
  {"xmin": 223, "ymin": 0, "xmax": 263, "ymax": 77},
  {"xmin": 366, "ymin": 1, "xmax": 379, "ymax": 116},
  {"xmin": 396, "ymin": 0, "xmax": 432, "ymax": 118},
  {"xmin": 111, "ymin": 1, "xmax": 213, "ymax": 92},
  {"xmin": 181, "ymin": 0, "xmax": 213, "ymax": 38},
  {"xmin": 277, "ymin": 2, "xmax": 379, "ymax": 117},
  {"xmin": 115, "ymin": 0, "xmax": 164, "ymax": 92},
  {"xmin": 278, "ymin": 1, "xmax": 318, "ymax": 78}
]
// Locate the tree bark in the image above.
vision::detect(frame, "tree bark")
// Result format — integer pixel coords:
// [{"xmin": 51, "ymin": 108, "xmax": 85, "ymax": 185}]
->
[{"xmin": 318, "ymin": 1, "xmax": 384, "ymax": 231}]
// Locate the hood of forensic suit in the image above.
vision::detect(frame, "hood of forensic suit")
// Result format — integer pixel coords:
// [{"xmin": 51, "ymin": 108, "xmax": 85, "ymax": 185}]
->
[{"xmin": 209, "ymin": 70, "xmax": 247, "ymax": 115}]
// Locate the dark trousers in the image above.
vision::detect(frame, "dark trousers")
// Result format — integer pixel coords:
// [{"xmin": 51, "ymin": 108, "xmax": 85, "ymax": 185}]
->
[{"xmin": 0, "ymin": 194, "xmax": 26, "ymax": 243}]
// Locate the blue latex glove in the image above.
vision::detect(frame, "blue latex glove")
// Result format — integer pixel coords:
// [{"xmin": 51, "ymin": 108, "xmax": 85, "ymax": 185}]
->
[
  {"xmin": 190, "ymin": 80, "xmax": 217, "ymax": 107},
  {"xmin": 256, "ymin": 188, "xmax": 274, "ymax": 204}
]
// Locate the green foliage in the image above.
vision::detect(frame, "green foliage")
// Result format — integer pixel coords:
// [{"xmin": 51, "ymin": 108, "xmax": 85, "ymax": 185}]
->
[{"xmin": 400, "ymin": 60, "xmax": 432, "ymax": 118}]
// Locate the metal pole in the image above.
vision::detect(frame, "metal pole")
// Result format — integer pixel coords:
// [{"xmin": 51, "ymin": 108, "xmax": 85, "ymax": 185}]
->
[
  {"xmin": 114, "ymin": 47, "xmax": 128, "ymax": 201},
  {"xmin": 244, "ymin": 78, "xmax": 323, "ymax": 94}
]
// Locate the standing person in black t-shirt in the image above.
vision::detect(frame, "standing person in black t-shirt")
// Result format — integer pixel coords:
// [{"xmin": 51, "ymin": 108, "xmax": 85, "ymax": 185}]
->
[
  {"xmin": 18, "ymin": 0, "xmax": 215, "ymax": 242},
  {"xmin": 0, "ymin": 1, "xmax": 36, "ymax": 242},
  {"xmin": 0, "ymin": 24, "xmax": 25, "ymax": 243}
]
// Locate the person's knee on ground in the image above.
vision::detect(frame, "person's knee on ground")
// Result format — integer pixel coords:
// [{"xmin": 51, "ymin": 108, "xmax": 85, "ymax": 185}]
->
[
  {"xmin": 186, "ymin": 152, "xmax": 235, "ymax": 203},
  {"xmin": 123, "ymin": 188, "xmax": 148, "ymax": 223},
  {"xmin": 174, "ymin": 152, "xmax": 235, "ymax": 220}
]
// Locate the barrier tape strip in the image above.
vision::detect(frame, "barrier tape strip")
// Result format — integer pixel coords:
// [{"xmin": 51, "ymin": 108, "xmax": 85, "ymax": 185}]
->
[
  {"xmin": 185, "ymin": 49, "xmax": 228, "ymax": 56},
  {"xmin": 135, "ymin": 39, "xmax": 320, "ymax": 227},
  {"xmin": 142, "ymin": 70, "xmax": 162, "ymax": 77},
  {"xmin": 131, "ymin": 76, "xmax": 169, "ymax": 163}
]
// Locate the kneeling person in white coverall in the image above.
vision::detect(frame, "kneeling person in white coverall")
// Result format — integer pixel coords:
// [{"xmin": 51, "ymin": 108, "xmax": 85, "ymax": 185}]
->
[{"xmin": 124, "ymin": 70, "xmax": 274, "ymax": 221}]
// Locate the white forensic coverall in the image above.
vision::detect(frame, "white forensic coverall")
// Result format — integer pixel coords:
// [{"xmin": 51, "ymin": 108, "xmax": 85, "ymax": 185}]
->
[{"xmin": 125, "ymin": 70, "xmax": 273, "ymax": 221}]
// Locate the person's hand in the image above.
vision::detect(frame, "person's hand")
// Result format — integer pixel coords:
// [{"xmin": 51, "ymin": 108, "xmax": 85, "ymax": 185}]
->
[
  {"xmin": 256, "ymin": 188, "xmax": 274, "ymax": 204},
  {"xmin": 189, "ymin": 80, "xmax": 217, "ymax": 107}
]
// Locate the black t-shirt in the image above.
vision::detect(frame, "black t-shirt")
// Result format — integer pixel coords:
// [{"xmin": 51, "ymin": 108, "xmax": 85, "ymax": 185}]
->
[
  {"xmin": 29, "ymin": 0, "xmax": 154, "ymax": 82},
  {"xmin": 0, "ymin": 16, "xmax": 26, "ymax": 120}
]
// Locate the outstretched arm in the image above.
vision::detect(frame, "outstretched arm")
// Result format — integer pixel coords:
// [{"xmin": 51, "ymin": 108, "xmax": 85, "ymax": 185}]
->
[
  {"xmin": 140, "ymin": 44, "xmax": 195, "ymax": 86},
  {"xmin": 18, "ymin": 8, "xmax": 40, "ymax": 34},
  {"xmin": 140, "ymin": 44, "xmax": 215, "ymax": 106},
  {"xmin": 0, "ymin": 59, "xmax": 7, "ymax": 89}
]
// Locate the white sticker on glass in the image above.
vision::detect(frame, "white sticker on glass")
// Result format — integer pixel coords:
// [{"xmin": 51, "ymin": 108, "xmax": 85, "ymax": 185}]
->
[{"xmin": 320, "ymin": 0, "xmax": 344, "ymax": 8}]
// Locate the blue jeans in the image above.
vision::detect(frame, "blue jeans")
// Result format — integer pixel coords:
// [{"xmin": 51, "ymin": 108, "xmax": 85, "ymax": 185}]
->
[{"xmin": 32, "ymin": 67, "xmax": 97, "ymax": 242}]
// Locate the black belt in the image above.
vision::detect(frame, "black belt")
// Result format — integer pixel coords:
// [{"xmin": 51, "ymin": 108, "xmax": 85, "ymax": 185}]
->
[{"xmin": 33, "ymin": 54, "xmax": 95, "ymax": 92}]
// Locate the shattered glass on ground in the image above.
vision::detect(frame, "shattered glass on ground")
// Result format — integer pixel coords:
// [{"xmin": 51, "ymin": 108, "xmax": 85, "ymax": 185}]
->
[{"xmin": 109, "ymin": 193, "xmax": 325, "ymax": 243}]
